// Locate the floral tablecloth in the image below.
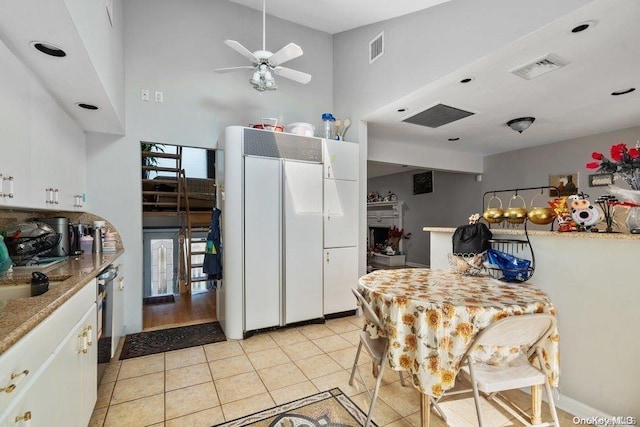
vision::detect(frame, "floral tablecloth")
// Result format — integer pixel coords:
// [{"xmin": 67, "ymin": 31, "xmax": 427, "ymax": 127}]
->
[{"xmin": 358, "ymin": 268, "xmax": 559, "ymax": 398}]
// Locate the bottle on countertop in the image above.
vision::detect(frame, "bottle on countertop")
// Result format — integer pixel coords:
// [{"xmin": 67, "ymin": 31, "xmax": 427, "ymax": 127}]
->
[
  {"xmin": 319, "ymin": 113, "xmax": 336, "ymax": 140},
  {"xmin": 80, "ymin": 235, "xmax": 93, "ymax": 254},
  {"xmin": 93, "ymin": 227, "xmax": 103, "ymax": 254}
]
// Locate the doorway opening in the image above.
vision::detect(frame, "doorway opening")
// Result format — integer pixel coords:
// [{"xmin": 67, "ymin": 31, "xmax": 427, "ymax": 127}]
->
[{"xmin": 140, "ymin": 142, "xmax": 218, "ymax": 331}]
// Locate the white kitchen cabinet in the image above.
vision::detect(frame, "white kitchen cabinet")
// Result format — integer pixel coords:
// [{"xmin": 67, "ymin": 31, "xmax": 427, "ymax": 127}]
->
[
  {"xmin": 29, "ymin": 89, "xmax": 86, "ymax": 211},
  {"xmin": 0, "ymin": 279, "xmax": 97, "ymax": 426},
  {"xmin": 322, "ymin": 140, "xmax": 359, "ymax": 316},
  {"xmin": 0, "ymin": 353, "xmax": 57, "ymax": 427},
  {"xmin": 324, "ymin": 247, "xmax": 358, "ymax": 314},
  {"xmin": 0, "ymin": 41, "xmax": 32, "ymax": 209},
  {"xmin": 110, "ymin": 271, "xmax": 125, "ymax": 359},
  {"xmin": 323, "ymin": 139, "xmax": 359, "ymax": 180},
  {"xmin": 324, "ymin": 179, "xmax": 359, "ymax": 248},
  {"xmin": 0, "ymin": 35, "xmax": 86, "ymax": 211},
  {"xmin": 53, "ymin": 304, "xmax": 96, "ymax": 426}
]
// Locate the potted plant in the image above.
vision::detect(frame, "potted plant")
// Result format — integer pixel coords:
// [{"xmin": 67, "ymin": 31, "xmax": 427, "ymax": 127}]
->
[{"xmin": 141, "ymin": 142, "xmax": 165, "ymax": 179}]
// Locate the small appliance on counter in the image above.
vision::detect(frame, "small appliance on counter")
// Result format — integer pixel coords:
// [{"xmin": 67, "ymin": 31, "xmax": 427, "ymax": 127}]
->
[{"xmin": 39, "ymin": 217, "xmax": 70, "ymax": 257}]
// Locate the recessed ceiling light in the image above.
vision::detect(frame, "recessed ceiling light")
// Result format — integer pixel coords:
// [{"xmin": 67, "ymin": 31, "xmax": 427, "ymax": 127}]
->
[
  {"xmin": 611, "ymin": 88, "xmax": 636, "ymax": 96},
  {"xmin": 459, "ymin": 77, "xmax": 474, "ymax": 84},
  {"xmin": 397, "ymin": 108, "xmax": 407, "ymax": 112},
  {"xmin": 30, "ymin": 41, "xmax": 66, "ymax": 57},
  {"xmin": 571, "ymin": 20, "xmax": 596, "ymax": 33},
  {"xmin": 448, "ymin": 137, "xmax": 460, "ymax": 141},
  {"xmin": 76, "ymin": 103, "xmax": 99, "ymax": 110}
]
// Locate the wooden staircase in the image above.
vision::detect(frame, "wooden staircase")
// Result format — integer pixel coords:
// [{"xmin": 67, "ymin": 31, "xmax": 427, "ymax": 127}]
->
[{"xmin": 141, "ymin": 145, "xmax": 196, "ymax": 294}]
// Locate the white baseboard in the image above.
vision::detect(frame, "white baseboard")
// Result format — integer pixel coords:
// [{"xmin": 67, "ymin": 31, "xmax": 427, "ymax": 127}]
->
[{"xmin": 519, "ymin": 388, "xmax": 614, "ymax": 421}]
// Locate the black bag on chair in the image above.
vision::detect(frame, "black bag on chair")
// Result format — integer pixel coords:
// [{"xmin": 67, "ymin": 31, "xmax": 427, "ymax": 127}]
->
[{"xmin": 452, "ymin": 223, "xmax": 493, "ymax": 255}]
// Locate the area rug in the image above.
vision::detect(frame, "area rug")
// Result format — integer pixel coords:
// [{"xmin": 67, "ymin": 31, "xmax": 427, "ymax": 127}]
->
[
  {"xmin": 143, "ymin": 294, "xmax": 176, "ymax": 305},
  {"xmin": 119, "ymin": 321, "xmax": 226, "ymax": 360},
  {"xmin": 213, "ymin": 388, "xmax": 374, "ymax": 427}
]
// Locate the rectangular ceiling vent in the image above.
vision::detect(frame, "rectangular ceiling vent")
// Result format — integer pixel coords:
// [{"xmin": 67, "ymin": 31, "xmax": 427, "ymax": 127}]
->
[
  {"xmin": 403, "ymin": 104, "xmax": 475, "ymax": 128},
  {"xmin": 369, "ymin": 32, "xmax": 384, "ymax": 64},
  {"xmin": 510, "ymin": 53, "xmax": 569, "ymax": 80}
]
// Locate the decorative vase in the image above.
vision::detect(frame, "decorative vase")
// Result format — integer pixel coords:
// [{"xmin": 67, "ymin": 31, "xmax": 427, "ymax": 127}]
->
[{"xmin": 626, "ymin": 206, "xmax": 640, "ymax": 232}]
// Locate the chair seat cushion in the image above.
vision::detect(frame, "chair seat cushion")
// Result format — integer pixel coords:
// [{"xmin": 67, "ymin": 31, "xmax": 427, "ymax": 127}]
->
[{"xmin": 462, "ymin": 354, "xmax": 546, "ymax": 393}]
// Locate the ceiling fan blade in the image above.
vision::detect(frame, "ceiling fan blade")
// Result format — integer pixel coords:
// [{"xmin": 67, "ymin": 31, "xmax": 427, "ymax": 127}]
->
[
  {"xmin": 273, "ymin": 66, "xmax": 312, "ymax": 85},
  {"xmin": 224, "ymin": 40, "xmax": 258, "ymax": 63},
  {"xmin": 214, "ymin": 66, "xmax": 256, "ymax": 73},
  {"xmin": 268, "ymin": 43, "xmax": 303, "ymax": 66}
]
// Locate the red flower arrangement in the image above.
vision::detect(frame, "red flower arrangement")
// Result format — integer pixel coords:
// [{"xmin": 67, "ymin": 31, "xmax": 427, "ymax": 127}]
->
[
  {"xmin": 586, "ymin": 142, "xmax": 640, "ymax": 190},
  {"xmin": 387, "ymin": 226, "xmax": 404, "ymax": 238}
]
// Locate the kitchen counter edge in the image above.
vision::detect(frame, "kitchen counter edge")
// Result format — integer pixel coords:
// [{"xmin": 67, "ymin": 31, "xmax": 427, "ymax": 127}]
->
[
  {"xmin": 423, "ymin": 227, "xmax": 640, "ymax": 240},
  {"xmin": 0, "ymin": 250, "xmax": 124, "ymax": 355}
]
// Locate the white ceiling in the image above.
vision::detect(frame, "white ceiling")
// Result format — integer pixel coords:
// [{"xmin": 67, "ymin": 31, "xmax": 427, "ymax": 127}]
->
[
  {"xmin": 365, "ymin": 0, "xmax": 640, "ymax": 158},
  {"xmin": 232, "ymin": 0, "xmax": 640, "ymax": 178},
  {"xmin": 227, "ymin": 0, "xmax": 451, "ymax": 35}
]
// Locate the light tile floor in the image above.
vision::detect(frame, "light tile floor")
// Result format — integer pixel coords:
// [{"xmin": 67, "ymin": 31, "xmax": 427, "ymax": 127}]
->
[{"xmin": 90, "ymin": 315, "xmax": 579, "ymax": 427}]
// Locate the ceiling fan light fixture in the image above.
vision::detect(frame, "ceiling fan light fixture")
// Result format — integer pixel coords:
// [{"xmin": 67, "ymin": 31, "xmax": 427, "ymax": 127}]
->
[{"xmin": 507, "ymin": 117, "xmax": 536, "ymax": 133}]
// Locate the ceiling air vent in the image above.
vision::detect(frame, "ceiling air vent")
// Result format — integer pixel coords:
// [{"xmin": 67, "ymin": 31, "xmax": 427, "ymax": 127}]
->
[
  {"xmin": 510, "ymin": 54, "xmax": 568, "ymax": 80},
  {"xmin": 403, "ymin": 104, "xmax": 475, "ymax": 128},
  {"xmin": 369, "ymin": 32, "xmax": 384, "ymax": 64}
]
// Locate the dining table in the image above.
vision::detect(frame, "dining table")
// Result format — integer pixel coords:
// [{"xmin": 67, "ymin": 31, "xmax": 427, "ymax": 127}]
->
[{"xmin": 358, "ymin": 268, "xmax": 559, "ymax": 427}]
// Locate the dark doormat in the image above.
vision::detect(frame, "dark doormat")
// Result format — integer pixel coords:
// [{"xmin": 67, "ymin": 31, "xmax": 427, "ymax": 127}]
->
[
  {"xmin": 143, "ymin": 294, "xmax": 176, "ymax": 305},
  {"xmin": 119, "ymin": 322, "xmax": 226, "ymax": 360}
]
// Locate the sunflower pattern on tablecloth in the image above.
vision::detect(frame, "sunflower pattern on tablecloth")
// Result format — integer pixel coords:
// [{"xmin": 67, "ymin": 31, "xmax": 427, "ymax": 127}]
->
[{"xmin": 359, "ymin": 268, "xmax": 559, "ymax": 398}]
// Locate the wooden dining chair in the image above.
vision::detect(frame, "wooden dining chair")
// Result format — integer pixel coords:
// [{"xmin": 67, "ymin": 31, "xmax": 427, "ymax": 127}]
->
[{"xmin": 460, "ymin": 313, "xmax": 560, "ymax": 427}]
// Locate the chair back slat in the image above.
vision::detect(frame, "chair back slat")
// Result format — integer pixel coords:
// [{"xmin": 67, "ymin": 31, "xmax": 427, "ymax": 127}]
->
[
  {"xmin": 352, "ymin": 288, "xmax": 385, "ymax": 331},
  {"xmin": 469, "ymin": 314, "xmax": 555, "ymax": 350}
]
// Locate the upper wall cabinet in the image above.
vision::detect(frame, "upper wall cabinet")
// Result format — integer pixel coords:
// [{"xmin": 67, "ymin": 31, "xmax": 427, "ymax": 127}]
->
[
  {"xmin": 0, "ymin": 39, "xmax": 86, "ymax": 211},
  {"xmin": 0, "ymin": 0, "xmax": 125, "ymax": 135},
  {"xmin": 323, "ymin": 140, "xmax": 359, "ymax": 181}
]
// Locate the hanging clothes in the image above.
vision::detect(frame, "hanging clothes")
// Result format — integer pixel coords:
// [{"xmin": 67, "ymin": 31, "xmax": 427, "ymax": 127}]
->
[{"xmin": 203, "ymin": 208, "xmax": 222, "ymax": 281}]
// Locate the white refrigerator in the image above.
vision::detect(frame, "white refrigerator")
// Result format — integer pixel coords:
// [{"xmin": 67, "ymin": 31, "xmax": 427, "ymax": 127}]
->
[{"xmin": 216, "ymin": 127, "xmax": 324, "ymax": 339}]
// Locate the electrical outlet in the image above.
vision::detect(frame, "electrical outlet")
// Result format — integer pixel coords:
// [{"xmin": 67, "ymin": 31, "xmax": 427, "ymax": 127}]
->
[
  {"xmin": 140, "ymin": 89, "xmax": 150, "ymax": 101},
  {"xmin": 155, "ymin": 91, "xmax": 163, "ymax": 103}
]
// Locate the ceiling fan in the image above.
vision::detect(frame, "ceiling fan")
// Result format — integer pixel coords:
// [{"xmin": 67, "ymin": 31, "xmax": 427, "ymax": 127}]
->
[{"xmin": 214, "ymin": 0, "xmax": 312, "ymax": 91}]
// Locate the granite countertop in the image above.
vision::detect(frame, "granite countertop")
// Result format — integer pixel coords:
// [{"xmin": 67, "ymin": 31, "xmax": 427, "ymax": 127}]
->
[
  {"xmin": 423, "ymin": 226, "xmax": 640, "ymax": 240},
  {"xmin": 0, "ymin": 250, "xmax": 124, "ymax": 355}
]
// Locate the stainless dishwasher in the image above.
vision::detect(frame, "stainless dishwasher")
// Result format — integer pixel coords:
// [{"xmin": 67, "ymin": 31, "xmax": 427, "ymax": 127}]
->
[{"xmin": 97, "ymin": 264, "xmax": 119, "ymax": 364}]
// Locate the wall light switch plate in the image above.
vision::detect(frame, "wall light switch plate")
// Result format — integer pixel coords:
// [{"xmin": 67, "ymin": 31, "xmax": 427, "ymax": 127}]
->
[
  {"xmin": 155, "ymin": 91, "xmax": 163, "ymax": 103},
  {"xmin": 140, "ymin": 89, "xmax": 150, "ymax": 101}
]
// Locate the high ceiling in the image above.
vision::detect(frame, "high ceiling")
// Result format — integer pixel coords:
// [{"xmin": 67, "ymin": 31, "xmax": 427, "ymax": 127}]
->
[
  {"xmin": 231, "ymin": 0, "xmax": 640, "ymax": 178},
  {"xmin": 365, "ymin": 0, "xmax": 640, "ymax": 157},
  {"xmin": 228, "ymin": 0, "xmax": 450, "ymax": 35}
]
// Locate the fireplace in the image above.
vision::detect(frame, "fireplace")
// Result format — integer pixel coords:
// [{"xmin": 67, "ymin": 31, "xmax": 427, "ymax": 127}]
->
[{"xmin": 366, "ymin": 200, "xmax": 404, "ymax": 257}]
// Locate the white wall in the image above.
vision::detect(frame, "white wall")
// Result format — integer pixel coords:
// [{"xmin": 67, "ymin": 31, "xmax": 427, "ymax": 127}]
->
[
  {"xmin": 482, "ymin": 125, "xmax": 640, "ymax": 217},
  {"xmin": 124, "ymin": 0, "xmax": 333, "ymax": 149},
  {"xmin": 368, "ymin": 170, "xmax": 481, "ymax": 265},
  {"xmin": 86, "ymin": 0, "xmax": 335, "ymax": 333}
]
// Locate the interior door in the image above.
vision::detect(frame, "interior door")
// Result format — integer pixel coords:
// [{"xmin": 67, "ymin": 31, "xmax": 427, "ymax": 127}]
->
[
  {"xmin": 142, "ymin": 229, "xmax": 179, "ymax": 298},
  {"xmin": 244, "ymin": 156, "xmax": 281, "ymax": 330},
  {"xmin": 284, "ymin": 161, "xmax": 323, "ymax": 324}
]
